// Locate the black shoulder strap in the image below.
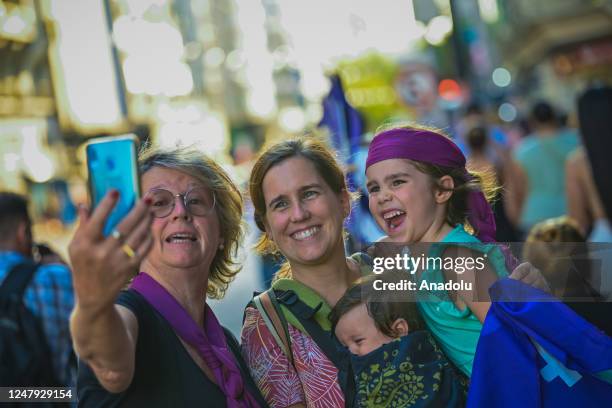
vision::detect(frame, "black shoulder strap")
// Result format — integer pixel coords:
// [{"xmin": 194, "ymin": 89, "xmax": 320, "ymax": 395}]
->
[
  {"xmin": 275, "ymin": 290, "xmax": 342, "ymax": 365},
  {"xmin": 0, "ymin": 261, "xmax": 39, "ymax": 300}
]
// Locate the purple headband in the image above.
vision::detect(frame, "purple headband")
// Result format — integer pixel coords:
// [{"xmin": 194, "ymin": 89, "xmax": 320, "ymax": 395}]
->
[{"xmin": 366, "ymin": 128, "xmax": 496, "ymax": 242}]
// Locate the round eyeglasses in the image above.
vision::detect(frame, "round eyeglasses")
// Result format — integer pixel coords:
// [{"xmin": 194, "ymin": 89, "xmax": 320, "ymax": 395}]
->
[{"xmin": 146, "ymin": 188, "xmax": 216, "ymax": 218}]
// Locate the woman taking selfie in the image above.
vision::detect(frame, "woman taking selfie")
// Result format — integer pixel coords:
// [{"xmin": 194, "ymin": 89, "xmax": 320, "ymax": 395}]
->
[{"xmin": 70, "ymin": 147, "xmax": 267, "ymax": 407}]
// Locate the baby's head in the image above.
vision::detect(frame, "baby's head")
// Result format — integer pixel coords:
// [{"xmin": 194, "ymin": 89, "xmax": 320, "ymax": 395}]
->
[{"xmin": 330, "ymin": 273, "xmax": 423, "ymax": 356}]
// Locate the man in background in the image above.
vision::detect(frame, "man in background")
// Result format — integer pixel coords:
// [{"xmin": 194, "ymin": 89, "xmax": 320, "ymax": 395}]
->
[{"xmin": 0, "ymin": 191, "xmax": 75, "ymax": 386}]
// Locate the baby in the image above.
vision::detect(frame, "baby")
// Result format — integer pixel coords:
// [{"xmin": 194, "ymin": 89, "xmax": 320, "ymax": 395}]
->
[
  {"xmin": 330, "ymin": 273, "xmax": 465, "ymax": 407},
  {"xmin": 330, "ymin": 273, "xmax": 422, "ymax": 356}
]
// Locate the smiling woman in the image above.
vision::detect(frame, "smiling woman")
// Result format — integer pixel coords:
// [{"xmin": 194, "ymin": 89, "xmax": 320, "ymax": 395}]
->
[
  {"xmin": 241, "ymin": 137, "xmax": 366, "ymax": 408},
  {"xmin": 69, "ymin": 147, "xmax": 268, "ymax": 407}
]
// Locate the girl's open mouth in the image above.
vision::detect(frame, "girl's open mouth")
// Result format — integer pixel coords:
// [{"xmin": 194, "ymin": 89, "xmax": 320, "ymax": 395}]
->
[{"xmin": 382, "ymin": 210, "xmax": 406, "ymax": 231}]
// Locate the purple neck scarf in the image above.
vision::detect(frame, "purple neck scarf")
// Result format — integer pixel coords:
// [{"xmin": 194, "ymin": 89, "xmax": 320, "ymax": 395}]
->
[
  {"xmin": 366, "ymin": 128, "xmax": 496, "ymax": 243},
  {"xmin": 130, "ymin": 272, "xmax": 260, "ymax": 408}
]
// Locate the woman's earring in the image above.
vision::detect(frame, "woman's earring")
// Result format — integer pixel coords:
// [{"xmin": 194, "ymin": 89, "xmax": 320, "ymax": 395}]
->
[{"xmin": 219, "ymin": 243, "xmax": 225, "ymax": 251}]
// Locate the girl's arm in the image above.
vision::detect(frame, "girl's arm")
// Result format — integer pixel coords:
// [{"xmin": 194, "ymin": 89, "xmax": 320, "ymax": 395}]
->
[{"xmin": 441, "ymin": 246, "xmax": 498, "ymax": 323}]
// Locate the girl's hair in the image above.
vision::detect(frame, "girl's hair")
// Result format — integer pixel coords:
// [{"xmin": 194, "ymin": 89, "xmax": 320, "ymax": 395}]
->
[
  {"xmin": 373, "ymin": 123, "xmax": 499, "ymax": 231},
  {"xmin": 139, "ymin": 146, "xmax": 244, "ymax": 299},
  {"xmin": 249, "ymin": 136, "xmax": 351, "ymax": 280},
  {"xmin": 329, "ymin": 272, "xmax": 423, "ymax": 337}
]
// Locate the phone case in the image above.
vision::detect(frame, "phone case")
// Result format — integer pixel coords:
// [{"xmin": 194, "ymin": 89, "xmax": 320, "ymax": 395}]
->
[{"xmin": 86, "ymin": 135, "xmax": 141, "ymax": 236}]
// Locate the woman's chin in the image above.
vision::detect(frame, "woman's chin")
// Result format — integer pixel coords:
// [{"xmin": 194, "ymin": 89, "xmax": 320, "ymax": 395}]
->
[{"xmin": 162, "ymin": 256, "xmax": 203, "ymax": 270}]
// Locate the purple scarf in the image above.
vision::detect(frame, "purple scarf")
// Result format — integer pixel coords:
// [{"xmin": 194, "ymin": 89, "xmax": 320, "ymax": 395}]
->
[
  {"xmin": 130, "ymin": 272, "xmax": 260, "ymax": 408},
  {"xmin": 365, "ymin": 128, "xmax": 497, "ymax": 243}
]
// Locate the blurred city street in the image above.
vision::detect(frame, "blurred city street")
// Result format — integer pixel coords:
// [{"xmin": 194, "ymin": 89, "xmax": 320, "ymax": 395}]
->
[{"xmin": 2, "ymin": 0, "xmax": 612, "ymax": 332}]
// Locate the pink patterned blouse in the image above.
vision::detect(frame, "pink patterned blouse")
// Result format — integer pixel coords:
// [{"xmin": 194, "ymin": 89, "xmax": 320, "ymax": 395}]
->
[{"xmin": 241, "ymin": 306, "xmax": 345, "ymax": 408}]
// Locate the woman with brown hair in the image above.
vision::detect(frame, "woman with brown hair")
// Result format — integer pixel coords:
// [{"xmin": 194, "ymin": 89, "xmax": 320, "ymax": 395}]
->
[{"xmin": 241, "ymin": 137, "xmax": 363, "ymax": 408}]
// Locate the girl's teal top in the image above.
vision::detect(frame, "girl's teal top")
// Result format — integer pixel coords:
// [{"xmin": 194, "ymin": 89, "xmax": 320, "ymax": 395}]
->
[{"xmin": 416, "ymin": 225, "xmax": 509, "ymax": 377}]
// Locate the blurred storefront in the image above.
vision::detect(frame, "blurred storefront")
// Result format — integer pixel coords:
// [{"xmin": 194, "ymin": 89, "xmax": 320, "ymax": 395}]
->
[
  {"xmin": 7, "ymin": 0, "xmax": 609, "ymax": 257},
  {"xmin": 491, "ymin": 0, "xmax": 612, "ymax": 112}
]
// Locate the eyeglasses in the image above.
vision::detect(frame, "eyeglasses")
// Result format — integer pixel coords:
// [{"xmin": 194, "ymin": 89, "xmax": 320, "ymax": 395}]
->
[{"xmin": 146, "ymin": 188, "xmax": 216, "ymax": 218}]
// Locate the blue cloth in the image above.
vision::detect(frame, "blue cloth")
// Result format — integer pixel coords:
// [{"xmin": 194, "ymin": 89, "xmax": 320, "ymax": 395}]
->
[
  {"xmin": 467, "ymin": 278, "xmax": 612, "ymax": 407},
  {"xmin": 319, "ymin": 74, "xmax": 369, "ymax": 246},
  {"xmin": 0, "ymin": 251, "xmax": 75, "ymax": 385}
]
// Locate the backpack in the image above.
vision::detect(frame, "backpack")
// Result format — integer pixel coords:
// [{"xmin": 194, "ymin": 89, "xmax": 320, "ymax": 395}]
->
[
  {"xmin": 0, "ymin": 261, "xmax": 59, "ymax": 387},
  {"xmin": 250, "ymin": 289, "xmax": 356, "ymax": 408}
]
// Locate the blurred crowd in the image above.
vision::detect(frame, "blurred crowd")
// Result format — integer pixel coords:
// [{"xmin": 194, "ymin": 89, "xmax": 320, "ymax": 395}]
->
[{"xmin": 1, "ymin": 1, "xmax": 612, "ymax": 405}]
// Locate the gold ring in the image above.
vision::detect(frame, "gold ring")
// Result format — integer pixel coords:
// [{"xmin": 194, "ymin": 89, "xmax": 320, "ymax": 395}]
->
[
  {"xmin": 111, "ymin": 229, "xmax": 123, "ymax": 241},
  {"xmin": 121, "ymin": 244, "xmax": 136, "ymax": 258}
]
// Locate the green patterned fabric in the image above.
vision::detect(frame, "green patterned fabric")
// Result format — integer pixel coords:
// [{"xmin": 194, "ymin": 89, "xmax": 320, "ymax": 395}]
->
[{"xmin": 350, "ymin": 331, "xmax": 465, "ymax": 407}]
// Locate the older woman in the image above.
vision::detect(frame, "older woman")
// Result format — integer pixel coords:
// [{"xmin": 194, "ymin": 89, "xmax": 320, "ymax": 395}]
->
[{"xmin": 70, "ymin": 147, "xmax": 266, "ymax": 407}]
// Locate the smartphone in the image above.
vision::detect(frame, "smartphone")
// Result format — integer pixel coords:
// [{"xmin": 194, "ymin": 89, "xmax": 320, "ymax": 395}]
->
[{"xmin": 86, "ymin": 135, "xmax": 141, "ymax": 236}]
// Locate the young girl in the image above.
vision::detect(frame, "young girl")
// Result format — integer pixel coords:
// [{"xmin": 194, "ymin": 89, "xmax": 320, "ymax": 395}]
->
[
  {"xmin": 330, "ymin": 273, "xmax": 465, "ymax": 407},
  {"xmin": 364, "ymin": 124, "xmax": 510, "ymax": 377}
]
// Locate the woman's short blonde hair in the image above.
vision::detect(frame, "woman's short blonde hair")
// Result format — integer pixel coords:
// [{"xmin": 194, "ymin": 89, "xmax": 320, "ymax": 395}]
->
[{"xmin": 139, "ymin": 146, "xmax": 244, "ymax": 299}]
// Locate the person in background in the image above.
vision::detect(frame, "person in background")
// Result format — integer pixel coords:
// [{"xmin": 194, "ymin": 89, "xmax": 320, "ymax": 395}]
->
[
  {"xmin": 465, "ymin": 126, "xmax": 495, "ymax": 174},
  {"xmin": 567, "ymin": 86, "xmax": 612, "ymax": 243},
  {"xmin": 580, "ymin": 86, "xmax": 612, "ymax": 223},
  {"xmin": 0, "ymin": 191, "xmax": 75, "ymax": 386},
  {"xmin": 566, "ymin": 148, "xmax": 611, "ymax": 241},
  {"xmin": 466, "ymin": 126, "xmax": 518, "ymax": 242},
  {"xmin": 505, "ymin": 101, "xmax": 579, "ymax": 236},
  {"xmin": 575, "ymin": 85, "xmax": 612, "ymax": 308}
]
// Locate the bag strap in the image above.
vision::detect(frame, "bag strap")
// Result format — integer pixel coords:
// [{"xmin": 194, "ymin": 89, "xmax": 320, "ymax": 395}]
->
[
  {"xmin": 0, "ymin": 261, "xmax": 39, "ymax": 301},
  {"xmin": 252, "ymin": 290, "xmax": 295, "ymax": 367},
  {"xmin": 251, "ymin": 290, "xmax": 307, "ymax": 403},
  {"xmin": 274, "ymin": 290, "xmax": 356, "ymax": 408}
]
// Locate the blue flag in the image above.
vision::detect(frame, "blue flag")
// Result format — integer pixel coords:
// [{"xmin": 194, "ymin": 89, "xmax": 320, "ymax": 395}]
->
[
  {"xmin": 318, "ymin": 74, "xmax": 363, "ymax": 179},
  {"xmin": 467, "ymin": 278, "xmax": 612, "ymax": 407},
  {"xmin": 319, "ymin": 74, "xmax": 371, "ymax": 246}
]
